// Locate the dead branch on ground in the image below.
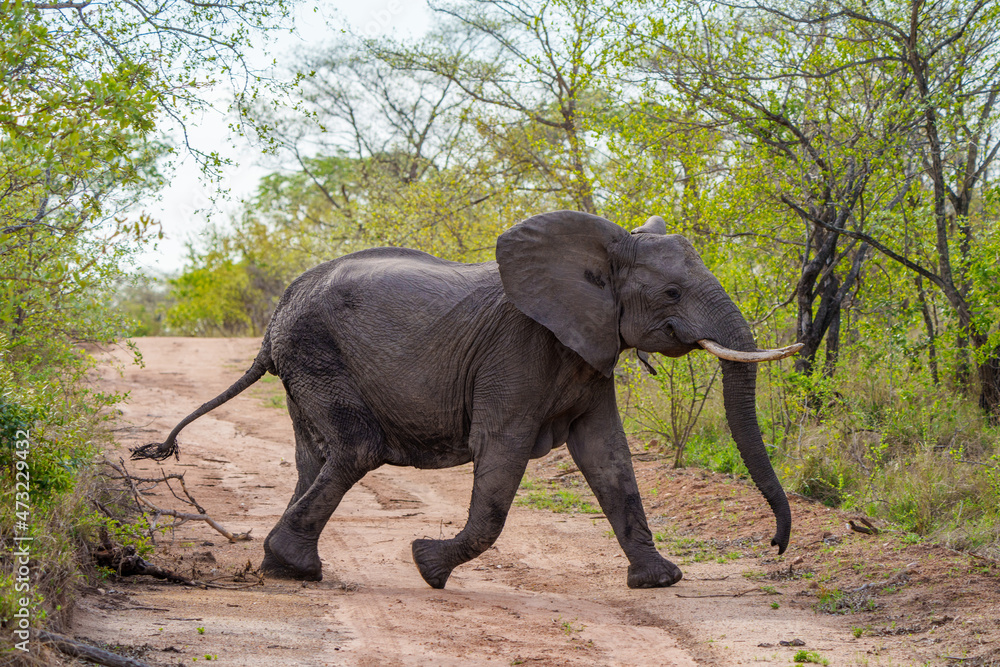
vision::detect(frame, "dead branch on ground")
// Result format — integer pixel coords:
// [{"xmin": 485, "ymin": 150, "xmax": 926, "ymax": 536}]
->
[
  {"xmin": 38, "ymin": 630, "xmax": 153, "ymax": 667},
  {"xmin": 848, "ymin": 516, "xmax": 880, "ymax": 535},
  {"xmin": 105, "ymin": 458, "xmax": 253, "ymax": 542},
  {"xmin": 93, "ymin": 528, "xmax": 263, "ymax": 589}
]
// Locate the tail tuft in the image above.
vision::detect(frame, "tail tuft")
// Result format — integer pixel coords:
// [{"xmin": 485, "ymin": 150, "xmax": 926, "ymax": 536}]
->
[{"xmin": 130, "ymin": 440, "xmax": 179, "ymax": 461}]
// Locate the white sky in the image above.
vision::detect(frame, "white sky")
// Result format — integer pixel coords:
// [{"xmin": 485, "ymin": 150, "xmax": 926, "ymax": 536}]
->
[{"xmin": 137, "ymin": 0, "xmax": 431, "ymax": 275}]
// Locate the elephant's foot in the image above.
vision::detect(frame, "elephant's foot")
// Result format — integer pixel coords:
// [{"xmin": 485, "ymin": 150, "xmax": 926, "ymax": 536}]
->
[
  {"xmin": 261, "ymin": 531, "xmax": 323, "ymax": 581},
  {"xmin": 626, "ymin": 557, "xmax": 683, "ymax": 588},
  {"xmin": 412, "ymin": 538, "xmax": 455, "ymax": 589}
]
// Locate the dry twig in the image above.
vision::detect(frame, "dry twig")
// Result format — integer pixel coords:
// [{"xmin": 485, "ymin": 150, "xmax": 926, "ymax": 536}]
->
[
  {"xmin": 675, "ymin": 586, "xmax": 763, "ymax": 598},
  {"xmin": 848, "ymin": 516, "xmax": 880, "ymax": 535},
  {"xmin": 107, "ymin": 458, "xmax": 252, "ymax": 542}
]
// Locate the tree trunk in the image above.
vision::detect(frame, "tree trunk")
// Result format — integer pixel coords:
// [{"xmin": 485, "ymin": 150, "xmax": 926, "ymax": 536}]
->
[
  {"xmin": 794, "ymin": 216, "xmax": 840, "ymax": 375},
  {"xmin": 823, "ymin": 304, "xmax": 840, "ymax": 378},
  {"xmin": 956, "ymin": 332, "xmax": 972, "ymax": 391},
  {"xmin": 915, "ymin": 276, "xmax": 939, "ymax": 385},
  {"xmin": 977, "ymin": 344, "xmax": 1000, "ymax": 425},
  {"xmin": 793, "ymin": 222, "xmax": 866, "ymax": 380}
]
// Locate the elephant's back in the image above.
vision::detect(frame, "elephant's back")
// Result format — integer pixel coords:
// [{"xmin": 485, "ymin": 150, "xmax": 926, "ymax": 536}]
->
[
  {"xmin": 302, "ymin": 247, "xmax": 500, "ymax": 324},
  {"xmin": 267, "ymin": 247, "xmax": 510, "ymax": 465}
]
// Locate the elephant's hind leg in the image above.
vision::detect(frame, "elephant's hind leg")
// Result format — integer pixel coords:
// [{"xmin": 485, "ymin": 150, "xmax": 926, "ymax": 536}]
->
[
  {"xmin": 282, "ymin": 396, "xmax": 323, "ymax": 510},
  {"xmin": 261, "ymin": 453, "xmax": 375, "ymax": 580},
  {"xmin": 261, "ymin": 383, "xmax": 385, "ymax": 581}
]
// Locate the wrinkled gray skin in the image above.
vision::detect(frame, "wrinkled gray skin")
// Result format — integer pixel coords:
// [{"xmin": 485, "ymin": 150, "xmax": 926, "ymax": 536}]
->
[{"xmin": 134, "ymin": 210, "xmax": 791, "ymax": 589}]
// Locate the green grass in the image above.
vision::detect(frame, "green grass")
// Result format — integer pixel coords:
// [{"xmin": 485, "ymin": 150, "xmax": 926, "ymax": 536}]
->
[
  {"xmin": 252, "ymin": 373, "xmax": 287, "ymax": 410},
  {"xmin": 516, "ymin": 477, "xmax": 601, "ymax": 514},
  {"xmin": 557, "ymin": 617, "xmax": 585, "ymax": 635},
  {"xmin": 651, "ymin": 532, "xmax": 739, "ymax": 564},
  {"xmin": 516, "ymin": 486, "xmax": 601, "ymax": 514},
  {"xmin": 794, "ymin": 650, "xmax": 828, "ymax": 665}
]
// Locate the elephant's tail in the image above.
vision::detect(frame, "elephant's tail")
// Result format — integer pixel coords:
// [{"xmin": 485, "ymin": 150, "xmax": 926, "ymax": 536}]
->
[{"xmin": 130, "ymin": 339, "xmax": 275, "ymax": 462}]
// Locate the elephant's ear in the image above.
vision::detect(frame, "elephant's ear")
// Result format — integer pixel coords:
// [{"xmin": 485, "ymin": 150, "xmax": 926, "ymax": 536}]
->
[
  {"xmin": 496, "ymin": 210, "xmax": 628, "ymax": 377},
  {"xmin": 631, "ymin": 215, "xmax": 667, "ymax": 235}
]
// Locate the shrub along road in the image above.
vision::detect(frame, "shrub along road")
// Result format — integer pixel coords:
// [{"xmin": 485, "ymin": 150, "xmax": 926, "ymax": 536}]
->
[{"xmin": 72, "ymin": 337, "xmax": 1000, "ymax": 666}]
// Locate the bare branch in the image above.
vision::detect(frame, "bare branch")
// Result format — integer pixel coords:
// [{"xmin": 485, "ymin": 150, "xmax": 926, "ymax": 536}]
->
[
  {"xmin": 109, "ymin": 459, "xmax": 253, "ymax": 542},
  {"xmin": 27, "ymin": 0, "xmax": 92, "ymax": 7},
  {"xmin": 779, "ymin": 194, "xmax": 945, "ymax": 291}
]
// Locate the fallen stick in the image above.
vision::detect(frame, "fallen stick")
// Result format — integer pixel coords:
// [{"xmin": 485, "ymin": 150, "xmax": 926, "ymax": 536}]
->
[
  {"xmin": 93, "ymin": 538, "xmax": 199, "ymax": 586},
  {"xmin": 848, "ymin": 517, "xmax": 880, "ymax": 535},
  {"xmin": 108, "ymin": 459, "xmax": 252, "ymax": 542},
  {"xmin": 146, "ymin": 505, "xmax": 252, "ymax": 542},
  {"xmin": 675, "ymin": 587, "xmax": 762, "ymax": 598},
  {"xmin": 38, "ymin": 630, "xmax": 153, "ymax": 667},
  {"xmin": 93, "ymin": 534, "xmax": 262, "ymax": 589}
]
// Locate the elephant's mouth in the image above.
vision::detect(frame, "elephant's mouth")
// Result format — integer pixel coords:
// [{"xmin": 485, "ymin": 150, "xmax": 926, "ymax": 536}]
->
[
  {"xmin": 662, "ymin": 318, "xmax": 697, "ymax": 346},
  {"xmin": 699, "ymin": 339, "xmax": 804, "ymax": 363}
]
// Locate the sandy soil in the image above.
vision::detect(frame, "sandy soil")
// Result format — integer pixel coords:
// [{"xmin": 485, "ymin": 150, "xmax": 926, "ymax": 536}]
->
[{"xmin": 65, "ymin": 337, "xmax": 1000, "ymax": 666}]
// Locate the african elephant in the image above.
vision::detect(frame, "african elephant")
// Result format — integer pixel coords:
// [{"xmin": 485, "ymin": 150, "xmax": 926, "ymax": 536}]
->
[{"xmin": 133, "ymin": 210, "xmax": 799, "ymax": 589}]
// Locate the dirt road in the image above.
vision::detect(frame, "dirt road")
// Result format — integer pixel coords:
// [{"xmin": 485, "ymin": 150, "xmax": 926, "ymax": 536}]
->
[{"xmin": 73, "ymin": 337, "xmax": 995, "ymax": 666}]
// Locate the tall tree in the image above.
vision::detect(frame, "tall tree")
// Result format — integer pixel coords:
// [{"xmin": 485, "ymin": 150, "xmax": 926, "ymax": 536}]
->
[
  {"xmin": 23, "ymin": 0, "xmax": 295, "ymax": 165},
  {"xmin": 376, "ymin": 0, "xmax": 616, "ymax": 214},
  {"xmin": 633, "ymin": 0, "xmax": 925, "ymax": 377},
  {"xmin": 1, "ymin": 4, "xmax": 160, "ymax": 361},
  {"xmin": 709, "ymin": 0, "xmax": 1000, "ymax": 418},
  {"xmin": 1, "ymin": 0, "xmax": 293, "ymax": 361},
  {"xmin": 270, "ymin": 40, "xmax": 504, "ymax": 258},
  {"xmin": 0, "ymin": 0, "xmax": 295, "ymax": 629}
]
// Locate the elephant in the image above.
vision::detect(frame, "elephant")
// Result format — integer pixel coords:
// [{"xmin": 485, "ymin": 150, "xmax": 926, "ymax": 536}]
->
[{"xmin": 133, "ymin": 210, "xmax": 801, "ymax": 589}]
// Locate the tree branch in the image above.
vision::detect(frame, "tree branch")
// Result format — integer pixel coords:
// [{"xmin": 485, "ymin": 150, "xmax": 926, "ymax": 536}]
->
[
  {"xmin": 109, "ymin": 459, "xmax": 252, "ymax": 542},
  {"xmin": 779, "ymin": 194, "xmax": 945, "ymax": 291}
]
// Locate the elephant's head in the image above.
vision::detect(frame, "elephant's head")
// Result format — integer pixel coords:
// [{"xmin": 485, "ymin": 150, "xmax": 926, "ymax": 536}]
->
[{"xmin": 496, "ymin": 210, "xmax": 795, "ymax": 554}]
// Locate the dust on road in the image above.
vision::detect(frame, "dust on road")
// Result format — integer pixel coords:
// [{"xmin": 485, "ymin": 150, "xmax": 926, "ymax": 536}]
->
[{"xmin": 73, "ymin": 337, "xmax": 953, "ymax": 666}]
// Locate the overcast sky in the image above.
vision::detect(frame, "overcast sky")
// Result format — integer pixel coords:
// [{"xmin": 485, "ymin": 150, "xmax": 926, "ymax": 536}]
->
[{"xmin": 137, "ymin": 1, "xmax": 432, "ymax": 275}]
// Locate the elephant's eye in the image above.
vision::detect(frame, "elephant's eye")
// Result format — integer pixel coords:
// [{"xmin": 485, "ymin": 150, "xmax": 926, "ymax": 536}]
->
[{"xmin": 664, "ymin": 286, "xmax": 682, "ymax": 302}]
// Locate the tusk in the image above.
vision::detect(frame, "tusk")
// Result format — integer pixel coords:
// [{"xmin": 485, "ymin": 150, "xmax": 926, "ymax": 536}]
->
[{"xmin": 698, "ymin": 339, "xmax": 805, "ymax": 363}]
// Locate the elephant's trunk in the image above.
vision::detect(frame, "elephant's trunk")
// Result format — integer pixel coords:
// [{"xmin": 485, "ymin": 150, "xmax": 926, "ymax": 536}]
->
[
  {"xmin": 706, "ymin": 298, "xmax": 792, "ymax": 554},
  {"xmin": 720, "ymin": 358, "xmax": 791, "ymax": 553}
]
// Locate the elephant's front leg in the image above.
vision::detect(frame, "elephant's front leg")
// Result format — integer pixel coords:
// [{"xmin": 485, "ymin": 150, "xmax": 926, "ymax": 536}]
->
[
  {"xmin": 567, "ymin": 383, "xmax": 683, "ymax": 588},
  {"xmin": 412, "ymin": 423, "xmax": 533, "ymax": 589}
]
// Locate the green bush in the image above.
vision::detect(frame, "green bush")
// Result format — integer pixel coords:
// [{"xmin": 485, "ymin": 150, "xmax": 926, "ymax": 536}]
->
[
  {"xmin": 792, "ymin": 453, "xmax": 852, "ymax": 508},
  {"xmin": 0, "ymin": 334, "xmax": 135, "ymax": 652},
  {"xmin": 684, "ymin": 427, "xmax": 750, "ymax": 477}
]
